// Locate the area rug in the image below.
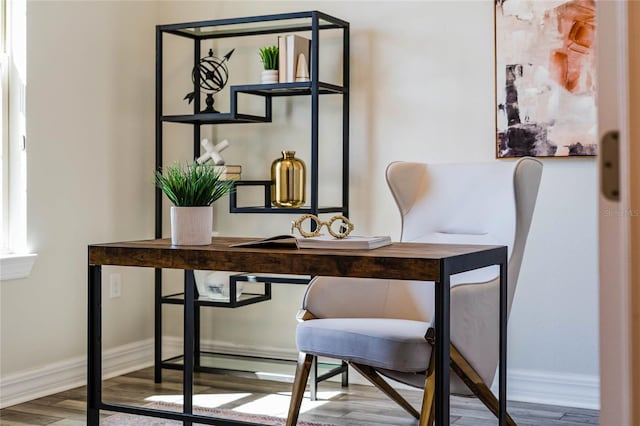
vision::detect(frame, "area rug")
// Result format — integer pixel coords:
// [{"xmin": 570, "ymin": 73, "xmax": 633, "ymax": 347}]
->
[{"xmin": 101, "ymin": 401, "xmax": 337, "ymax": 426}]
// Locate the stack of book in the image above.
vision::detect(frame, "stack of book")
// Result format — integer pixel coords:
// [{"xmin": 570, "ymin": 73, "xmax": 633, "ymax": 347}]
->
[
  {"xmin": 214, "ymin": 165, "xmax": 242, "ymax": 180},
  {"xmin": 278, "ymin": 34, "xmax": 311, "ymax": 83}
]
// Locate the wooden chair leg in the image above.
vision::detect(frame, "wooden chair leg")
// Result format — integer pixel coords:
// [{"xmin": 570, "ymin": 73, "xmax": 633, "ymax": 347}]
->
[
  {"xmin": 350, "ymin": 362, "xmax": 420, "ymax": 419},
  {"xmin": 419, "ymin": 353, "xmax": 436, "ymax": 426},
  {"xmin": 428, "ymin": 390, "xmax": 435, "ymax": 426},
  {"xmin": 450, "ymin": 344, "xmax": 517, "ymax": 426},
  {"xmin": 286, "ymin": 353, "xmax": 314, "ymax": 426}
]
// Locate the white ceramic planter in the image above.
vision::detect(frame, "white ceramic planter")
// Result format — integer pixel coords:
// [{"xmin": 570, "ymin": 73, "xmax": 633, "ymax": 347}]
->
[
  {"xmin": 170, "ymin": 206, "xmax": 213, "ymax": 246},
  {"xmin": 261, "ymin": 70, "xmax": 278, "ymax": 84}
]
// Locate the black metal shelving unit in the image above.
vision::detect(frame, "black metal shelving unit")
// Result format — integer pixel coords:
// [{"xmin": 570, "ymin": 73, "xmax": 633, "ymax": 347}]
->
[{"xmin": 154, "ymin": 11, "xmax": 350, "ymax": 392}]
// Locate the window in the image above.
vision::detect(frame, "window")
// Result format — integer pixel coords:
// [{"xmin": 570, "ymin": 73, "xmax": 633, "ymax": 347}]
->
[
  {"xmin": 1, "ymin": 0, "xmax": 35, "ymax": 280},
  {"xmin": 0, "ymin": 0, "xmax": 9, "ymax": 253}
]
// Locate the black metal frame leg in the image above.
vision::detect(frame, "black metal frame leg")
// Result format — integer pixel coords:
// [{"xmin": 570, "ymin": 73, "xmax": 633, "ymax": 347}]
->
[
  {"xmin": 154, "ymin": 268, "xmax": 162, "ymax": 383},
  {"xmin": 184, "ymin": 270, "xmax": 196, "ymax": 425},
  {"xmin": 499, "ymin": 260, "xmax": 508, "ymax": 425},
  {"xmin": 154, "ymin": 23, "xmax": 164, "ymax": 386},
  {"xmin": 87, "ymin": 265, "xmax": 102, "ymax": 426},
  {"xmin": 434, "ymin": 261, "xmax": 451, "ymax": 425}
]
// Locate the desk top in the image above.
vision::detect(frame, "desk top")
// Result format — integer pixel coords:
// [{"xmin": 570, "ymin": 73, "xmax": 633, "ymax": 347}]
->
[{"xmin": 88, "ymin": 237, "xmax": 505, "ymax": 281}]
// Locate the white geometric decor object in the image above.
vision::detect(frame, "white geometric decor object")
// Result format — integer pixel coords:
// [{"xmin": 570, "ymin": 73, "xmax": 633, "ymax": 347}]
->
[{"xmin": 195, "ymin": 138, "xmax": 230, "ymax": 165}]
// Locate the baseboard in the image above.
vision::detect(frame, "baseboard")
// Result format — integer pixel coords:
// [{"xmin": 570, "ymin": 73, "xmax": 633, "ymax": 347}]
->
[
  {"xmin": 1, "ymin": 337, "xmax": 600, "ymax": 411},
  {"xmin": 0, "ymin": 338, "xmax": 154, "ymax": 409},
  {"xmin": 500, "ymin": 368, "xmax": 600, "ymax": 410}
]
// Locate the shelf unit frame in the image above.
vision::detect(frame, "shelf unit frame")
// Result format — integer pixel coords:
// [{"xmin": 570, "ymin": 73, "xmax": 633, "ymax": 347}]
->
[{"xmin": 154, "ymin": 11, "xmax": 350, "ymax": 392}]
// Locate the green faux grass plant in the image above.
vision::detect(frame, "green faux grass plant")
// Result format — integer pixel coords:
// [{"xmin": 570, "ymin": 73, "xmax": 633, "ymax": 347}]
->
[
  {"xmin": 155, "ymin": 162, "xmax": 235, "ymax": 207},
  {"xmin": 258, "ymin": 45, "xmax": 278, "ymax": 70}
]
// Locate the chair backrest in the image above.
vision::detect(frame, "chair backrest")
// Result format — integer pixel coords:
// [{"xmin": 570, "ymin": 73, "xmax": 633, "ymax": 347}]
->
[
  {"xmin": 303, "ymin": 158, "xmax": 542, "ymax": 390},
  {"xmin": 304, "ymin": 158, "xmax": 542, "ymax": 323},
  {"xmin": 384, "ymin": 157, "xmax": 542, "ymax": 389},
  {"xmin": 386, "ymin": 157, "xmax": 543, "ymax": 315}
]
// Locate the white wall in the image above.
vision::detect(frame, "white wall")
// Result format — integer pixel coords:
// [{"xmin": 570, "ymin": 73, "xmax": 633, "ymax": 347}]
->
[
  {"xmin": 0, "ymin": 0, "xmax": 599, "ymax": 410},
  {"xmin": 159, "ymin": 1, "xmax": 600, "ymax": 406},
  {"xmin": 1, "ymin": 0, "xmax": 158, "ymax": 377}
]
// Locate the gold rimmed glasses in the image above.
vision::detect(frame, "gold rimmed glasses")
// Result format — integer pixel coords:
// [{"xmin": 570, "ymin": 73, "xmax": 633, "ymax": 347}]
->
[{"xmin": 290, "ymin": 214, "xmax": 354, "ymax": 239}]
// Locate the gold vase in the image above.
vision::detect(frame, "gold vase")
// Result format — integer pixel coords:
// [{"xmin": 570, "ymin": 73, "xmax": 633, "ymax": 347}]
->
[{"xmin": 271, "ymin": 150, "xmax": 306, "ymax": 208}]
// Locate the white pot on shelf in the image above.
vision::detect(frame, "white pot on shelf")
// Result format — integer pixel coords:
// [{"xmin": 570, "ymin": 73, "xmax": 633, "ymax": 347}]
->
[
  {"xmin": 194, "ymin": 271, "xmax": 244, "ymax": 300},
  {"xmin": 170, "ymin": 206, "xmax": 213, "ymax": 246},
  {"xmin": 261, "ymin": 70, "xmax": 278, "ymax": 84}
]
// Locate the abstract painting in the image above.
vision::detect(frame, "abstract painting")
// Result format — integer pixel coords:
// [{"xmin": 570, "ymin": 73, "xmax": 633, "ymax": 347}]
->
[{"xmin": 495, "ymin": 0, "xmax": 597, "ymax": 158}]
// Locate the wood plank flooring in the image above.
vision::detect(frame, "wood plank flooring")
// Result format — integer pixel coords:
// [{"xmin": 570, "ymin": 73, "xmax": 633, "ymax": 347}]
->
[{"xmin": 0, "ymin": 367, "xmax": 599, "ymax": 425}]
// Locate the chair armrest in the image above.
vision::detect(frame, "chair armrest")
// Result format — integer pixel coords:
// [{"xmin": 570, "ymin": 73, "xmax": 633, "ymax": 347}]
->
[
  {"xmin": 425, "ymin": 327, "xmax": 435, "ymax": 344},
  {"xmin": 296, "ymin": 309, "xmax": 316, "ymax": 322}
]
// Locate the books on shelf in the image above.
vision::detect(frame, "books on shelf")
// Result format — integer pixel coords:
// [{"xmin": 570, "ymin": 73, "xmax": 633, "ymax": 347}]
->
[
  {"xmin": 214, "ymin": 165, "xmax": 241, "ymax": 181},
  {"xmin": 277, "ymin": 34, "xmax": 310, "ymax": 83},
  {"xmin": 216, "ymin": 165, "xmax": 241, "ymax": 173},
  {"xmin": 230, "ymin": 234, "xmax": 392, "ymax": 250},
  {"xmin": 278, "ymin": 35, "xmax": 286, "ymax": 82},
  {"xmin": 220, "ymin": 173, "xmax": 241, "ymax": 181}
]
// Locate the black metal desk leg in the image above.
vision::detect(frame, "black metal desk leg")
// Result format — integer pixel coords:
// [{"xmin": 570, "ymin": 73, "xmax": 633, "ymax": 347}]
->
[
  {"xmin": 499, "ymin": 259, "xmax": 508, "ymax": 425},
  {"xmin": 154, "ymin": 268, "xmax": 162, "ymax": 383},
  {"xmin": 87, "ymin": 264, "xmax": 102, "ymax": 425},
  {"xmin": 195, "ymin": 304, "xmax": 201, "ymax": 370},
  {"xmin": 184, "ymin": 270, "xmax": 195, "ymax": 426},
  {"xmin": 435, "ymin": 261, "xmax": 451, "ymax": 425}
]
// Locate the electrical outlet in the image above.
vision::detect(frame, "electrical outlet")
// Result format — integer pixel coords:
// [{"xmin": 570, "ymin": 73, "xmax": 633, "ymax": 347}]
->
[{"xmin": 110, "ymin": 273, "xmax": 122, "ymax": 298}]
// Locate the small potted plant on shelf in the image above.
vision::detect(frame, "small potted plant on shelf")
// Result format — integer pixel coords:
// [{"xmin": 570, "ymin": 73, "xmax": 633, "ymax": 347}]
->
[
  {"xmin": 155, "ymin": 162, "xmax": 235, "ymax": 246},
  {"xmin": 258, "ymin": 45, "xmax": 278, "ymax": 84}
]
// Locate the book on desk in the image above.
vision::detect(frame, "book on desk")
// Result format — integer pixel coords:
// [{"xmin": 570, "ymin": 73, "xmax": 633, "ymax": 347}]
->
[{"xmin": 229, "ymin": 234, "xmax": 392, "ymax": 250}]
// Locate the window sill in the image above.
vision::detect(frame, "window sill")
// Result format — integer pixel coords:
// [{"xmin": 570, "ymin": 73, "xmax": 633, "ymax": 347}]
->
[{"xmin": 0, "ymin": 253, "xmax": 37, "ymax": 280}]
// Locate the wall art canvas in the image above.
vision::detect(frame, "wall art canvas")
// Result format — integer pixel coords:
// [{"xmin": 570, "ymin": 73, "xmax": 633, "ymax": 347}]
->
[{"xmin": 495, "ymin": 0, "xmax": 597, "ymax": 158}]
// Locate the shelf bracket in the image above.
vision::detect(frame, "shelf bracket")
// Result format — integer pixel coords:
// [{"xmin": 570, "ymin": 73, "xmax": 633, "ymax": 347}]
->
[
  {"xmin": 229, "ymin": 180, "xmax": 272, "ymax": 213},
  {"xmin": 230, "ymin": 87, "xmax": 272, "ymax": 122}
]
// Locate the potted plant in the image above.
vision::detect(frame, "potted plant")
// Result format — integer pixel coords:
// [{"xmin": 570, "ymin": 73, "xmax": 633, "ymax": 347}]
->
[
  {"xmin": 258, "ymin": 45, "xmax": 278, "ymax": 84},
  {"xmin": 155, "ymin": 162, "xmax": 235, "ymax": 245}
]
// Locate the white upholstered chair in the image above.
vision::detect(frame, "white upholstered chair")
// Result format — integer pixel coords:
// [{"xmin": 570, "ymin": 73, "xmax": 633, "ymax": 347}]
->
[{"xmin": 285, "ymin": 158, "xmax": 543, "ymax": 426}]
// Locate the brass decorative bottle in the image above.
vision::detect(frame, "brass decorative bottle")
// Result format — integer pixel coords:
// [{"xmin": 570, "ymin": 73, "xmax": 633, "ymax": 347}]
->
[{"xmin": 271, "ymin": 151, "xmax": 306, "ymax": 208}]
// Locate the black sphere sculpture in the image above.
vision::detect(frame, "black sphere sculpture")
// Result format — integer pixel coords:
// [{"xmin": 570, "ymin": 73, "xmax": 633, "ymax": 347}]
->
[{"xmin": 184, "ymin": 48, "xmax": 234, "ymax": 113}]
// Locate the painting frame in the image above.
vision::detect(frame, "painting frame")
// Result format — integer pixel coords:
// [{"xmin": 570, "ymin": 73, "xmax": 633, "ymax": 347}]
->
[{"xmin": 494, "ymin": 0, "xmax": 598, "ymax": 158}]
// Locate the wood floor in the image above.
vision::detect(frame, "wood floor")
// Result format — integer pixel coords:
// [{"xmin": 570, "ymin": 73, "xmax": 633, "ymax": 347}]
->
[{"xmin": 0, "ymin": 367, "xmax": 599, "ymax": 426}]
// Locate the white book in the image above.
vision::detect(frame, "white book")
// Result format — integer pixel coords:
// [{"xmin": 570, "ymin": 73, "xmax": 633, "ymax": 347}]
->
[
  {"xmin": 296, "ymin": 235, "xmax": 392, "ymax": 250},
  {"xmin": 278, "ymin": 35, "xmax": 287, "ymax": 83}
]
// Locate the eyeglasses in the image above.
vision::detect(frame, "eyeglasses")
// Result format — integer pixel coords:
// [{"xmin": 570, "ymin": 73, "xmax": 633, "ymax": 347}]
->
[{"xmin": 290, "ymin": 214, "xmax": 354, "ymax": 239}]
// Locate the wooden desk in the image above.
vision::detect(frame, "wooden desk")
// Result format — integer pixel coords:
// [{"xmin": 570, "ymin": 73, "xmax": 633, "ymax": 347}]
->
[{"xmin": 87, "ymin": 237, "xmax": 508, "ymax": 425}]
